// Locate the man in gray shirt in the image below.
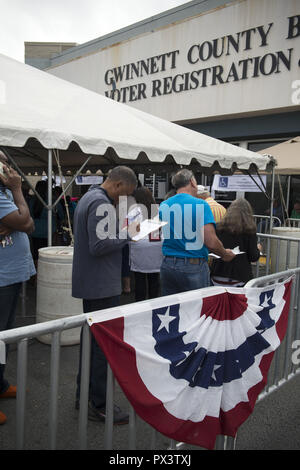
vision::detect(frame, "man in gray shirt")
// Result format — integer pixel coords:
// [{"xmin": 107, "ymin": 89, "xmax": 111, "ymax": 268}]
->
[{"xmin": 73, "ymin": 166, "xmax": 137, "ymax": 424}]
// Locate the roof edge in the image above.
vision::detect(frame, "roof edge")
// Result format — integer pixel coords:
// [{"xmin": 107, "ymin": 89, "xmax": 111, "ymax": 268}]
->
[{"xmin": 48, "ymin": 0, "xmax": 235, "ymax": 68}]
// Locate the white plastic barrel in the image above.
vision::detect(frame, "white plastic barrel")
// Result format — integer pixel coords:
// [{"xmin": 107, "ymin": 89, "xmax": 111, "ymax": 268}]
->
[
  {"xmin": 36, "ymin": 246, "xmax": 82, "ymax": 345},
  {"xmin": 270, "ymin": 227, "xmax": 300, "ymax": 273}
]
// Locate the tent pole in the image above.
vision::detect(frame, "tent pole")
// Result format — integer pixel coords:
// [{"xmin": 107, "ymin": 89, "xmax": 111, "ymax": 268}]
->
[
  {"xmin": 286, "ymin": 175, "xmax": 291, "ymax": 214},
  {"xmin": 48, "ymin": 149, "xmax": 53, "ymax": 246},
  {"xmin": 51, "ymin": 155, "xmax": 93, "ymax": 209},
  {"xmin": 269, "ymin": 162, "xmax": 275, "ymax": 234}
]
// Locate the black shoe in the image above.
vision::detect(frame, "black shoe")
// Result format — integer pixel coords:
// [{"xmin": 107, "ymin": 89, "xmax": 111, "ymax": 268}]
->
[
  {"xmin": 76, "ymin": 400, "xmax": 129, "ymax": 425},
  {"xmin": 88, "ymin": 402, "xmax": 129, "ymax": 425}
]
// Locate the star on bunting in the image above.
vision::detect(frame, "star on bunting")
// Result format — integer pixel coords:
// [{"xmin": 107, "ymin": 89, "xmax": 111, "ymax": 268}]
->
[{"xmin": 157, "ymin": 309, "xmax": 176, "ymax": 333}]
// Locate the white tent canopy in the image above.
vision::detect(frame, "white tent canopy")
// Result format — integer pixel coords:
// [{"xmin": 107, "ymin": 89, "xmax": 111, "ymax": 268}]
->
[
  {"xmin": 259, "ymin": 137, "xmax": 300, "ymax": 175},
  {"xmin": 0, "ymin": 53, "xmax": 272, "ymax": 174}
]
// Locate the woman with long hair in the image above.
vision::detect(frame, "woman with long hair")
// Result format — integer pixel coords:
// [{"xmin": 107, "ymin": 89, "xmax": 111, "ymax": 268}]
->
[
  {"xmin": 210, "ymin": 198, "xmax": 262, "ymax": 287},
  {"xmin": 129, "ymin": 186, "xmax": 162, "ymax": 301}
]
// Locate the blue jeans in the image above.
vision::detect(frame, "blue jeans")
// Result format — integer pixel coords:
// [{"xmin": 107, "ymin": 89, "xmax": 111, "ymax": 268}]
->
[
  {"xmin": 0, "ymin": 282, "xmax": 21, "ymax": 393},
  {"xmin": 160, "ymin": 256, "xmax": 210, "ymax": 296},
  {"xmin": 76, "ymin": 295, "xmax": 120, "ymax": 408}
]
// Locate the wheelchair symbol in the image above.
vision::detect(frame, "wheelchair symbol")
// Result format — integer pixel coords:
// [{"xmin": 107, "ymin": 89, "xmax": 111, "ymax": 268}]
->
[{"xmin": 219, "ymin": 177, "xmax": 228, "ymax": 188}]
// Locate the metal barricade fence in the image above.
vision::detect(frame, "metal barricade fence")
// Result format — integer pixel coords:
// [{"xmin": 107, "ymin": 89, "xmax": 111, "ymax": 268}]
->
[
  {"xmin": 254, "ymin": 232, "xmax": 300, "ymax": 278},
  {"xmin": 1, "ymin": 267, "xmax": 300, "ymax": 450},
  {"xmin": 1, "ymin": 289, "xmax": 218, "ymax": 451},
  {"xmin": 246, "ymin": 268, "xmax": 300, "ymax": 394},
  {"xmin": 285, "ymin": 218, "xmax": 300, "ymax": 228},
  {"xmin": 254, "ymin": 215, "xmax": 281, "ymax": 233},
  {"xmin": 0, "ymin": 314, "xmax": 87, "ymax": 450},
  {"xmin": 213, "ymin": 266, "xmax": 300, "ymax": 451}
]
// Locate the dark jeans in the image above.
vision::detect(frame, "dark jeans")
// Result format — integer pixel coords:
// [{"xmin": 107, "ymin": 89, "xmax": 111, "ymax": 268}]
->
[
  {"xmin": 76, "ymin": 295, "xmax": 120, "ymax": 408},
  {"xmin": 121, "ymin": 245, "xmax": 130, "ymax": 277},
  {"xmin": 160, "ymin": 256, "xmax": 210, "ymax": 296},
  {"xmin": 0, "ymin": 282, "xmax": 21, "ymax": 394},
  {"xmin": 134, "ymin": 272, "xmax": 160, "ymax": 302}
]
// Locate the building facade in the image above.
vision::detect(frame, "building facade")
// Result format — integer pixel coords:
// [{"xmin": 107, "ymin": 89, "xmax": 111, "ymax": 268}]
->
[{"xmin": 25, "ymin": 0, "xmax": 300, "ymax": 209}]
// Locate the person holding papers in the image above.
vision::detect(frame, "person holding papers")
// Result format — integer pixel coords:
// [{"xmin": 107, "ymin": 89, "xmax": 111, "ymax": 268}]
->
[
  {"xmin": 210, "ymin": 198, "xmax": 262, "ymax": 287},
  {"xmin": 159, "ymin": 169, "xmax": 235, "ymax": 296},
  {"xmin": 129, "ymin": 187, "xmax": 163, "ymax": 301},
  {"xmin": 72, "ymin": 166, "xmax": 138, "ymax": 425}
]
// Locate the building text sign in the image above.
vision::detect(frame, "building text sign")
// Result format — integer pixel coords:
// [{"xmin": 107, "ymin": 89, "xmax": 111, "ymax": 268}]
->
[
  {"xmin": 49, "ymin": 0, "xmax": 300, "ymax": 122},
  {"xmin": 104, "ymin": 15, "xmax": 300, "ymax": 104},
  {"xmin": 212, "ymin": 174, "xmax": 267, "ymax": 193}
]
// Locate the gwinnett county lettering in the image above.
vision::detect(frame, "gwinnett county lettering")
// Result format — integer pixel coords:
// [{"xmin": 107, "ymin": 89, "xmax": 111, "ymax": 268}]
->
[{"xmin": 103, "ymin": 15, "xmax": 300, "ymax": 104}]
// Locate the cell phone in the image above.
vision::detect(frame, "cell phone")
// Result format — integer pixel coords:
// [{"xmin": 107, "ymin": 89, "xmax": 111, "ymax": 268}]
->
[{"xmin": 0, "ymin": 162, "xmax": 4, "ymax": 176}]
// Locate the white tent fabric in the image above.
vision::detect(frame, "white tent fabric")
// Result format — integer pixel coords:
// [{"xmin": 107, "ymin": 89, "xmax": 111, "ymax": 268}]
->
[
  {"xmin": 0, "ymin": 53, "xmax": 271, "ymax": 172},
  {"xmin": 259, "ymin": 137, "xmax": 300, "ymax": 175}
]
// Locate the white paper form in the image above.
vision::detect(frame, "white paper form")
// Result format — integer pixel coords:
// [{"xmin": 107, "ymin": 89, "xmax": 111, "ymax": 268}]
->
[
  {"xmin": 131, "ymin": 219, "xmax": 168, "ymax": 242},
  {"xmin": 209, "ymin": 246, "xmax": 245, "ymax": 259}
]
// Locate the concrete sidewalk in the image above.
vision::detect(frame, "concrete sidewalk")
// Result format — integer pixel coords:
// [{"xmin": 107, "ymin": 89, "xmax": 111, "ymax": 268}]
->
[{"xmin": 1, "ymin": 282, "xmax": 300, "ymax": 450}]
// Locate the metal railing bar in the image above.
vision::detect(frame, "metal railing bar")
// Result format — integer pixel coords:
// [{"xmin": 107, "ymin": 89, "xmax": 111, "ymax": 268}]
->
[
  {"xmin": 224, "ymin": 435, "xmax": 236, "ymax": 450},
  {"xmin": 174, "ymin": 441, "xmax": 185, "ymax": 450},
  {"xmin": 257, "ymin": 233, "xmax": 300, "ymax": 242},
  {"xmin": 246, "ymin": 268, "xmax": 300, "ymax": 288},
  {"xmin": 128, "ymin": 404, "xmax": 137, "ymax": 450},
  {"xmin": 254, "ymin": 215, "xmax": 282, "ymax": 230},
  {"xmin": 266, "ymin": 237, "xmax": 271, "ymax": 275},
  {"xmin": 16, "ymin": 338, "xmax": 28, "ymax": 450},
  {"xmin": 78, "ymin": 323, "xmax": 91, "ymax": 450},
  {"xmin": 0, "ymin": 313, "xmax": 88, "ymax": 344},
  {"xmin": 215, "ymin": 435, "xmax": 225, "ymax": 450},
  {"xmin": 283, "ymin": 278, "xmax": 296, "ymax": 379},
  {"xmin": 275, "ymin": 238, "xmax": 280, "ymax": 273},
  {"xmin": 296, "ymin": 244, "xmax": 300, "ymax": 307},
  {"xmin": 168, "ymin": 439, "xmax": 176, "ymax": 450},
  {"xmin": 49, "ymin": 331, "xmax": 61, "ymax": 450},
  {"xmin": 150, "ymin": 428, "xmax": 157, "ymax": 450},
  {"xmin": 293, "ymin": 281, "xmax": 300, "ymax": 357},
  {"xmin": 272, "ymin": 347, "xmax": 281, "ymax": 387},
  {"xmin": 285, "ymin": 218, "xmax": 300, "ymax": 227},
  {"xmin": 104, "ymin": 364, "xmax": 115, "ymax": 450},
  {"xmin": 286, "ymin": 241, "xmax": 291, "ymax": 270}
]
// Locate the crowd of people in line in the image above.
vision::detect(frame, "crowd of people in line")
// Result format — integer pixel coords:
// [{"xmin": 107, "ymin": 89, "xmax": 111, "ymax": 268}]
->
[
  {"xmin": 23, "ymin": 180, "xmax": 76, "ymax": 268},
  {"xmin": 0, "ymin": 155, "xmax": 299, "ymax": 427}
]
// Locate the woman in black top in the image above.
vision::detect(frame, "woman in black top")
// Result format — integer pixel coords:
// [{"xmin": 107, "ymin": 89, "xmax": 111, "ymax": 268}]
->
[{"xmin": 210, "ymin": 198, "xmax": 262, "ymax": 287}]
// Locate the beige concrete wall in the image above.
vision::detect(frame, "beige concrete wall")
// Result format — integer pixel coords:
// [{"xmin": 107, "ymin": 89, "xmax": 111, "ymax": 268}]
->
[{"xmin": 25, "ymin": 42, "xmax": 77, "ymax": 60}]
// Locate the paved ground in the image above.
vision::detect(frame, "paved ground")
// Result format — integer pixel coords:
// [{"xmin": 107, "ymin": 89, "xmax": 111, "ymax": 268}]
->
[{"xmin": 1, "ymin": 280, "xmax": 300, "ymax": 451}]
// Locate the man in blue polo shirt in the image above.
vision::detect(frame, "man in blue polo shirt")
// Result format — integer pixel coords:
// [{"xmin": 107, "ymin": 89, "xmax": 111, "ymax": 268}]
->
[
  {"xmin": 159, "ymin": 169, "xmax": 235, "ymax": 296},
  {"xmin": 0, "ymin": 151, "xmax": 35, "ymax": 425}
]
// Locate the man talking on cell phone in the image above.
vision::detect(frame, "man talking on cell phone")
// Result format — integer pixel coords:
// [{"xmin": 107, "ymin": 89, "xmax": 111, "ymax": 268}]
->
[{"xmin": 0, "ymin": 151, "xmax": 35, "ymax": 425}]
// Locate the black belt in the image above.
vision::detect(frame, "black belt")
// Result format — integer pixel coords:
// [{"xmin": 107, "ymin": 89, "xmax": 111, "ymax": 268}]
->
[{"xmin": 165, "ymin": 256, "xmax": 204, "ymax": 265}]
